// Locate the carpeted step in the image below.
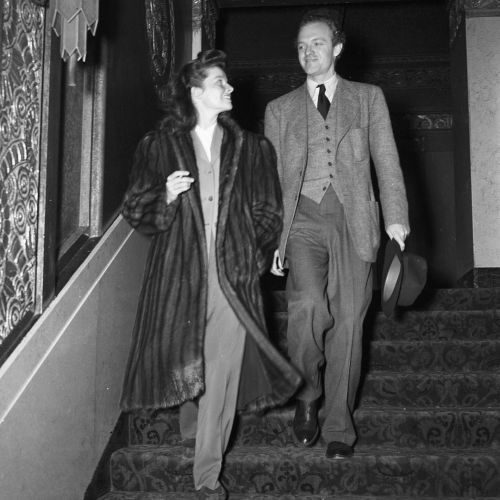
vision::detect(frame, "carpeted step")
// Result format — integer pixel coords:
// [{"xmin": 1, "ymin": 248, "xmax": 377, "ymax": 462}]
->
[
  {"xmin": 365, "ymin": 309, "xmax": 500, "ymax": 341},
  {"xmin": 99, "ymin": 493, "xmax": 500, "ymax": 500},
  {"xmin": 267, "ymin": 309, "xmax": 500, "ymax": 348},
  {"xmin": 128, "ymin": 406, "xmax": 500, "ymax": 450},
  {"xmin": 264, "ymin": 287, "xmax": 500, "ymax": 313},
  {"xmin": 234, "ymin": 407, "xmax": 500, "ymax": 450},
  {"xmin": 109, "ymin": 445, "xmax": 500, "ymax": 497},
  {"xmin": 411, "ymin": 287, "xmax": 500, "ymax": 311},
  {"xmin": 358, "ymin": 371, "xmax": 500, "ymax": 408},
  {"xmin": 100, "ymin": 493, "xmax": 500, "ymax": 500},
  {"xmin": 366, "ymin": 340, "xmax": 500, "ymax": 372}
]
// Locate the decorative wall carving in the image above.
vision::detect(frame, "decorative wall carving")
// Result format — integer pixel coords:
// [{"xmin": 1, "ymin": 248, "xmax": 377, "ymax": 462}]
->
[
  {"xmin": 358, "ymin": 67, "xmax": 450, "ymax": 90},
  {"xmin": 402, "ymin": 114, "xmax": 454, "ymax": 130},
  {"xmin": 193, "ymin": 0, "xmax": 218, "ymax": 49},
  {"xmin": 0, "ymin": 0, "xmax": 44, "ymax": 347},
  {"xmin": 449, "ymin": 0, "xmax": 500, "ymax": 45},
  {"xmin": 464, "ymin": 0, "xmax": 500, "ymax": 11},
  {"xmin": 144, "ymin": 0, "xmax": 175, "ymax": 103}
]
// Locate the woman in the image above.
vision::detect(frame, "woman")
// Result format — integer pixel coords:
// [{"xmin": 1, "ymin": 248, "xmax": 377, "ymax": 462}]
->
[{"xmin": 120, "ymin": 49, "xmax": 300, "ymax": 499}]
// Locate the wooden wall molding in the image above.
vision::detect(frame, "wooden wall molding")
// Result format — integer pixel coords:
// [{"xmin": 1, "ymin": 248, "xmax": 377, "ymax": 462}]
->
[
  {"xmin": 230, "ymin": 63, "xmax": 450, "ymax": 93},
  {"xmin": 230, "ymin": 53, "xmax": 450, "ymax": 71}
]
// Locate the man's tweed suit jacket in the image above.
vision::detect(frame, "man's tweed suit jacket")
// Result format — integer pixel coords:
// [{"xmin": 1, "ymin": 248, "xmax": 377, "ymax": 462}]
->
[{"xmin": 264, "ymin": 76, "xmax": 409, "ymax": 263}]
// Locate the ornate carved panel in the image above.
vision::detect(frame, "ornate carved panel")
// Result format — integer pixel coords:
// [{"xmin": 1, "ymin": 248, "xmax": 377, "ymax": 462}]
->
[
  {"xmin": 449, "ymin": 0, "xmax": 500, "ymax": 44},
  {"xmin": 193, "ymin": 0, "xmax": 218, "ymax": 49},
  {"xmin": 145, "ymin": 0, "xmax": 175, "ymax": 103},
  {"xmin": 0, "ymin": 1, "xmax": 44, "ymax": 348},
  {"xmin": 404, "ymin": 113, "xmax": 453, "ymax": 130}
]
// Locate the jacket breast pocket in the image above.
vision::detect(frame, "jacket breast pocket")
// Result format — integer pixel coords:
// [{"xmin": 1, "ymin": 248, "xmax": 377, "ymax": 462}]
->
[{"xmin": 347, "ymin": 127, "xmax": 369, "ymax": 162}]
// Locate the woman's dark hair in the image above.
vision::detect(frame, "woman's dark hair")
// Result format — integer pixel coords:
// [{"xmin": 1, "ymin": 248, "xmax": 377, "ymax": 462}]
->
[
  {"xmin": 297, "ymin": 8, "xmax": 346, "ymax": 56},
  {"xmin": 160, "ymin": 49, "xmax": 228, "ymax": 134}
]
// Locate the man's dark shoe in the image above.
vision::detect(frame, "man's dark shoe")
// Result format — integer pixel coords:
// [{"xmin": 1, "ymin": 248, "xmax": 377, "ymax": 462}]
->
[
  {"xmin": 196, "ymin": 484, "xmax": 227, "ymax": 499},
  {"xmin": 293, "ymin": 399, "xmax": 320, "ymax": 446},
  {"xmin": 326, "ymin": 440, "xmax": 354, "ymax": 459}
]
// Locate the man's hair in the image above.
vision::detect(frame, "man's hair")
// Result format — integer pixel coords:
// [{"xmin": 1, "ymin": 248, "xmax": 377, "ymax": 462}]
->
[
  {"xmin": 160, "ymin": 49, "xmax": 228, "ymax": 134},
  {"xmin": 298, "ymin": 8, "xmax": 346, "ymax": 53}
]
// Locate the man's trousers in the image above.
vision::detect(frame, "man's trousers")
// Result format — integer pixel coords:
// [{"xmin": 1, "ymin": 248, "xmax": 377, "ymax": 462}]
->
[{"xmin": 285, "ymin": 186, "xmax": 373, "ymax": 446}]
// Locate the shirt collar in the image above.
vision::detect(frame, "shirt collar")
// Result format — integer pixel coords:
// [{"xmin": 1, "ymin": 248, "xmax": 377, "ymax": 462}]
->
[
  {"xmin": 194, "ymin": 122, "xmax": 218, "ymax": 161},
  {"xmin": 306, "ymin": 73, "xmax": 338, "ymax": 103}
]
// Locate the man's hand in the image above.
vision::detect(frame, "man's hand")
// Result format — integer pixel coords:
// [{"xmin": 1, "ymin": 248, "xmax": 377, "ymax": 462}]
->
[
  {"xmin": 386, "ymin": 223, "xmax": 409, "ymax": 251},
  {"xmin": 271, "ymin": 249, "xmax": 285, "ymax": 276}
]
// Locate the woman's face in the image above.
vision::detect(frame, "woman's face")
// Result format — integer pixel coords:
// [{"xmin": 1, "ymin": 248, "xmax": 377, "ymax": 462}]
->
[{"xmin": 194, "ymin": 66, "xmax": 234, "ymax": 114}]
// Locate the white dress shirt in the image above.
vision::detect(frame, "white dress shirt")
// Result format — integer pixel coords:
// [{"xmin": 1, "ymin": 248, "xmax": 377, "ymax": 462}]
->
[
  {"xmin": 306, "ymin": 74, "xmax": 338, "ymax": 107},
  {"xmin": 194, "ymin": 122, "xmax": 217, "ymax": 161}
]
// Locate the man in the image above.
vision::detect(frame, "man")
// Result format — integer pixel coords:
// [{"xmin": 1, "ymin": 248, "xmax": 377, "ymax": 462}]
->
[{"xmin": 264, "ymin": 9, "xmax": 409, "ymax": 459}]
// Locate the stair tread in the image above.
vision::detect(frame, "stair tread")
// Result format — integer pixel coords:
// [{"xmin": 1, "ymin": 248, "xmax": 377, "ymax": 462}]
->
[
  {"xmin": 100, "ymin": 493, "xmax": 500, "ymax": 500},
  {"xmin": 266, "ymin": 287, "xmax": 500, "ymax": 312},
  {"xmin": 109, "ymin": 445, "xmax": 500, "ymax": 496},
  {"xmin": 118, "ymin": 443, "xmax": 500, "ymax": 457},
  {"xmin": 99, "ymin": 493, "xmax": 500, "ymax": 500},
  {"xmin": 367, "ymin": 339, "xmax": 500, "ymax": 344},
  {"xmin": 272, "ymin": 308, "xmax": 500, "ymax": 316},
  {"xmin": 365, "ymin": 369, "xmax": 500, "ymax": 376}
]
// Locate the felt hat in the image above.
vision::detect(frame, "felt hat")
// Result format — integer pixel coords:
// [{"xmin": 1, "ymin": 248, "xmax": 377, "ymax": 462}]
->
[{"xmin": 381, "ymin": 238, "xmax": 427, "ymax": 317}]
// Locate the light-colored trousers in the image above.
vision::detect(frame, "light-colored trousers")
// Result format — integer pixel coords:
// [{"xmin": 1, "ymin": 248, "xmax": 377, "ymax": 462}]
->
[{"xmin": 179, "ymin": 235, "xmax": 246, "ymax": 490}]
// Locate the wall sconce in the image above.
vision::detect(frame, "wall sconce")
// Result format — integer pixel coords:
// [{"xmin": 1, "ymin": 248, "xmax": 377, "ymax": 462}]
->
[{"xmin": 49, "ymin": 0, "xmax": 99, "ymax": 86}]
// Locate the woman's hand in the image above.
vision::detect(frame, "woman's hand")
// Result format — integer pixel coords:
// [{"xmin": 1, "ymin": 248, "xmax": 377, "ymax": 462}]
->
[{"xmin": 166, "ymin": 170, "xmax": 194, "ymax": 204}]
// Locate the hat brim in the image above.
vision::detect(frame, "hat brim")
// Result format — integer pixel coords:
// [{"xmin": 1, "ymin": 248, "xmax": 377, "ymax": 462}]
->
[{"xmin": 381, "ymin": 239, "xmax": 403, "ymax": 317}]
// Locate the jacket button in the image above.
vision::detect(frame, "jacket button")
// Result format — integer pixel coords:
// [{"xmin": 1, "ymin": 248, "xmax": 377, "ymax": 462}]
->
[{"xmin": 327, "ymin": 149, "xmax": 331, "ymax": 154}]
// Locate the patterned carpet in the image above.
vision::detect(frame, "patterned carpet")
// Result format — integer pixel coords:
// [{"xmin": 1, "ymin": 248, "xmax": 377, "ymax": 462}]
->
[{"xmin": 98, "ymin": 285, "xmax": 500, "ymax": 499}]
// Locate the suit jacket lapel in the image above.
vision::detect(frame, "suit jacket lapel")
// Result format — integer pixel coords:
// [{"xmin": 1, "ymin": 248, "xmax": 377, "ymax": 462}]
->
[
  {"xmin": 287, "ymin": 84, "xmax": 309, "ymax": 170},
  {"xmin": 333, "ymin": 77, "xmax": 359, "ymax": 154}
]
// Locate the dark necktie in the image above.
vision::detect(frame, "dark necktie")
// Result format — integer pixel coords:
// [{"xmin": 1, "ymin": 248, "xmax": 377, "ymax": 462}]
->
[{"xmin": 317, "ymin": 84, "xmax": 330, "ymax": 120}]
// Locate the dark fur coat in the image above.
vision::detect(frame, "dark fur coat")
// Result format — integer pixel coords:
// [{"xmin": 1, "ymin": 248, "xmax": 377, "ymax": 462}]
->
[{"xmin": 120, "ymin": 115, "xmax": 301, "ymax": 412}]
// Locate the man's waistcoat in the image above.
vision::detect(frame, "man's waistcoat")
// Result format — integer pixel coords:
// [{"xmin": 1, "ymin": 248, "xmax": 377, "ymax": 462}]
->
[{"xmin": 302, "ymin": 93, "xmax": 342, "ymax": 204}]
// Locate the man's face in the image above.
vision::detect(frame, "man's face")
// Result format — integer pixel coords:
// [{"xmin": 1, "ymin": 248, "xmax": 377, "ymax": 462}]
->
[
  {"xmin": 297, "ymin": 21, "xmax": 342, "ymax": 82},
  {"xmin": 194, "ymin": 66, "xmax": 233, "ymax": 114}
]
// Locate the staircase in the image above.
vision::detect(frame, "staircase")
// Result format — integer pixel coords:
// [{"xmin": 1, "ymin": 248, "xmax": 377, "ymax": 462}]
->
[{"xmin": 98, "ymin": 285, "xmax": 500, "ymax": 499}]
